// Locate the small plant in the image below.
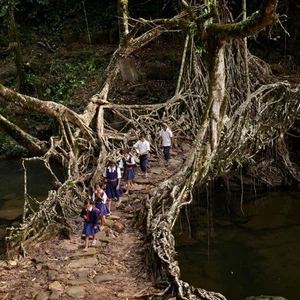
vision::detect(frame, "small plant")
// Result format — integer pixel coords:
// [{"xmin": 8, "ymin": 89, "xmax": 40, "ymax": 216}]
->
[{"xmin": 41, "ymin": 57, "xmax": 98, "ymax": 105}]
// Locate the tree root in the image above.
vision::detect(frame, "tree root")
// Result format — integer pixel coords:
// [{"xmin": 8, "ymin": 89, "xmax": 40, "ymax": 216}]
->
[{"xmin": 0, "ymin": 2, "xmax": 299, "ymax": 299}]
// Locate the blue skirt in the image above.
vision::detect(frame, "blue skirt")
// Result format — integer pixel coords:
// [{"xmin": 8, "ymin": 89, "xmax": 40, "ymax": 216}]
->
[
  {"xmin": 123, "ymin": 169, "xmax": 135, "ymax": 180},
  {"xmin": 106, "ymin": 181, "xmax": 123, "ymax": 199},
  {"xmin": 82, "ymin": 222, "xmax": 100, "ymax": 236},
  {"xmin": 95, "ymin": 202, "xmax": 110, "ymax": 216}
]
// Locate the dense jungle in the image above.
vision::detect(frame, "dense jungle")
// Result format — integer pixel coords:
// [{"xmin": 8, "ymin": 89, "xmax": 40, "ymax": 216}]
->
[{"xmin": 0, "ymin": 0, "xmax": 299, "ymax": 299}]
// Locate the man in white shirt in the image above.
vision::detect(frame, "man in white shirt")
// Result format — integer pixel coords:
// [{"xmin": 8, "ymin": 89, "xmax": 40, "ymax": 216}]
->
[
  {"xmin": 133, "ymin": 133, "xmax": 150, "ymax": 179},
  {"xmin": 159, "ymin": 123, "xmax": 174, "ymax": 166}
]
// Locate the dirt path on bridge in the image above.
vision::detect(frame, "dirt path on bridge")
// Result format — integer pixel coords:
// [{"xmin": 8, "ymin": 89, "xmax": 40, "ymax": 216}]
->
[{"xmin": 0, "ymin": 145, "xmax": 190, "ymax": 300}]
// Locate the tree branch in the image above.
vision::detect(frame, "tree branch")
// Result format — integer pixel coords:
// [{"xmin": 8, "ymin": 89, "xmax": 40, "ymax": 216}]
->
[
  {"xmin": 0, "ymin": 84, "xmax": 96, "ymax": 143},
  {"xmin": 0, "ymin": 113, "xmax": 48, "ymax": 155},
  {"xmin": 208, "ymin": 0, "xmax": 278, "ymax": 42}
]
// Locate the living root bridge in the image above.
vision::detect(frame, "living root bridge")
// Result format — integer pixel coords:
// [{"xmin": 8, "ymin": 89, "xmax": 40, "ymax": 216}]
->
[
  {"xmin": 136, "ymin": 82, "xmax": 300, "ymax": 300},
  {"xmin": 1, "ymin": 0, "xmax": 300, "ymax": 298},
  {"xmin": 2, "ymin": 52, "xmax": 300, "ymax": 300}
]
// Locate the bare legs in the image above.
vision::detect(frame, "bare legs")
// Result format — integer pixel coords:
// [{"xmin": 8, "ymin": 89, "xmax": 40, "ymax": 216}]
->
[{"xmin": 125, "ymin": 179, "xmax": 134, "ymax": 195}]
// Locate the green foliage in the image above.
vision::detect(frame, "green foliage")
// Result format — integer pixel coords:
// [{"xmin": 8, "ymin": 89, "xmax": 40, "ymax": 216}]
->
[
  {"xmin": 39, "ymin": 56, "xmax": 99, "ymax": 105},
  {"xmin": 0, "ymin": 1, "xmax": 8, "ymax": 18},
  {"xmin": 189, "ymin": 22, "xmax": 197, "ymax": 38},
  {"xmin": 0, "ymin": 132, "xmax": 28, "ymax": 157},
  {"xmin": 203, "ymin": 17, "xmax": 213, "ymax": 29},
  {"xmin": 195, "ymin": 46, "xmax": 207, "ymax": 55},
  {"xmin": 189, "ymin": 22, "xmax": 207, "ymax": 55}
]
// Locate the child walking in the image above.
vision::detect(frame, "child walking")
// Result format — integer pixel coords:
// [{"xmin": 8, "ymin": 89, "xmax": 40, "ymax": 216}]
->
[
  {"xmin": 133, "ymin": 133, "xmax": 150, "ymax": 179},
  {"xmin": 119, "ymin": 148, "xmax": 135, "ymax": 195},
  {"xmin": 80, "ymin": 199, "xmax": 100, "ymax": 251},
  {"xmin": 103, "ymin": 159, "xmax": 123, "ymax": 208},
  {"xmin": 93, "ymin": 182, "xmax": 110, "ymax": 227},
  {"xmin": 159, "ymin": 123, "xmax": 174, "ymax": 166}
]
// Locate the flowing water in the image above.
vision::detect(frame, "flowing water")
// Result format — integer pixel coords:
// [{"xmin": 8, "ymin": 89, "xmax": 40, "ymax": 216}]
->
[
  {"xmin": 0, "ymin": 158, "xmax": 57, "ymax": 255},
  {"xmin": 175, "ymin": 187, "xmax": 300, "ymax": 300}
]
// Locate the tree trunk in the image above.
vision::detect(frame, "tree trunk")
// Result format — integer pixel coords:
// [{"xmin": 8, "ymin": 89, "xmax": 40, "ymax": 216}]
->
[{"xmin": 8, "ymin": 0, "xmax": 27, "ymax": 90}]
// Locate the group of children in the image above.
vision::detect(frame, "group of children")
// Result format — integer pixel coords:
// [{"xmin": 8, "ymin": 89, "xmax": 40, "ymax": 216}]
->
[{"xmin": 80, "ymin": 124, "xmax": 174, "ymax": 250}]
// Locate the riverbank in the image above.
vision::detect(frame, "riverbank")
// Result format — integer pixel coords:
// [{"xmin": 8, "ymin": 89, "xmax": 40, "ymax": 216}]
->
[{"xmin": 0, "ymin": 147, "xmax": 186, "ymax": 300}]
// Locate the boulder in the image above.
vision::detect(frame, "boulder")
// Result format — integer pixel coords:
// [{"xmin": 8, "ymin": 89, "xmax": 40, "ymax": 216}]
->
[{"xmin": 112, "ymin": 222, "xmax": 125, "ymax": 233}]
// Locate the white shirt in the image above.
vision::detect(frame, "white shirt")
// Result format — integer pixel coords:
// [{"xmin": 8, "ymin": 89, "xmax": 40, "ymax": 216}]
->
[
  {"xmin": 103, "ymin": 166, "xmax": 121, "ymax": 178},
  {"xmin": 119, "ymin": 155, "xmax": 136, "ymax": 168},
  {"xmin": 92, "ymin": 190, "xmax": 108, "ymax": 203},
  {"xmin": 160, "ymin": 128, "xmax": 173, "ymax": 146},
  {"xmin": 133, "ymin": 140, "xmax": 150, "ymax": 154}
]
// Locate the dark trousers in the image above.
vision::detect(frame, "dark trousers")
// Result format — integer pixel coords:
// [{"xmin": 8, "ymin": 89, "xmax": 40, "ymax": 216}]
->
[
  {"xmin": 139, "ymin": 154, "xmax": 148, "ymax": 173},
  {"xmin": 163, "ymin": 146, "xmax": 170, "ymax": 161}
]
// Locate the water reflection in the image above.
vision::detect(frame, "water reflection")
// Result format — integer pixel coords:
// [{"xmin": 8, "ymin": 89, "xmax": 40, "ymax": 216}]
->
[
  {"xmin": 175, "ymin": 188, "xmax": 300, "ymax": 300},
  {"xmin": 0, "ymin": 158, "xmax": 58, "ymax": 255}
]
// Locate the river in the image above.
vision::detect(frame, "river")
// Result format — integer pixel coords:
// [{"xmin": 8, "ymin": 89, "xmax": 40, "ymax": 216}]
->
[
  {"xmin": 175, "ymin": 186, "xmax": 300, "ymax": 300},
  {"xmin": 1, "ymin": 158, "xmax": 299, "ymax": 299},
  {"xmin": 0, "ymin": 158, "xmax": 55, "ymax": 256}
]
